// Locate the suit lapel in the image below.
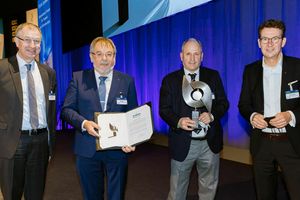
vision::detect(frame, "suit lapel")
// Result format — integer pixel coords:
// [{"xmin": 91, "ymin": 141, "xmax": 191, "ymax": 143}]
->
[
  {"xmin": 253, "ymin": 61, "xmax": 264, "ymax": 111},
  {"xmin": 281, "ymin": 56, "xmax": 290, "ymax": 110},
  {"xmin": 177, "ymin": 69, "xmax": 184, "ymax": 94},
  {"xmin": 106, "ymin": 71, "xmax": 121, "ymax": 111},
  {"xmin": 8, "ymin": 56, "xmax": 23, "ymax": 104},
  {"xmin": 86, "ymin": 70, "xmax": 103, "ymax": 111},
  {"xmin": 177, "ymin": 69, "xmax": 187, "ymax": 109},
  {"xmin": 38, "ymin": 64, "xmax": 50, "ymax": 114}
]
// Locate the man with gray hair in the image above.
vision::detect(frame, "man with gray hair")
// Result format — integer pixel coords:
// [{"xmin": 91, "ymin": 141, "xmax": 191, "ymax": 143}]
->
[
  {"xmin": 0, "ymin": 22, "xmax": 56, "ymax": 200},
  {"xmin": 61, "ymin": 37, "xmax": 137, "ymax": 200}
]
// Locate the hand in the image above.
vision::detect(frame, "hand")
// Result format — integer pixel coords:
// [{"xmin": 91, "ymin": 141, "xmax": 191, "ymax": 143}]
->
[
  {"xmin": 122, "ymin": 145, "xmax": 136, "ymax": 153},
  {"xmin": 83, "ymin": 120, "xmax": 100, "ymax": 137},
  {"xmin": 251, "ymin": 113, "xmax": 268, "ymax": 129},
  {"xmin": 178, "ymin": 117, "xmax": 196, "ymax": 131},
  {"xmin": 199, "ymin": 112, "xmax": 213, "ymax": 125},
  {"xmin": 269, "ymin": 112, "xmax": 291, "ymax": 128}
]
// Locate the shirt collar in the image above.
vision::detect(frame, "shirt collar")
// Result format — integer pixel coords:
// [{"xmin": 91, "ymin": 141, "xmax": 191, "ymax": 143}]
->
[
  {"xmin": 16, "ymin": 53, "xmax": 35, "ymax": 72},
  {"xmin": 184, "ymin": 68, "xmax": 199, "ymax": 81},
  {"xmin": 262, "ymin": 53, "xmax": 283, "ymax": 74},
  {"xmin": 94, "ymin": 69, "xmax": 113, "ymax": 81}
]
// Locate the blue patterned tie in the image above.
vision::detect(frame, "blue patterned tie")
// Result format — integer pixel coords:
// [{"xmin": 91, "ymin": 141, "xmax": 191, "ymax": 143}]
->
[
  {"xmin": 99, "ymin": 76, "xmax": 107, "ymax": 111},
  {"xmin": 26, "ymin": 64, "xmax": 39, "ymax": 129}
]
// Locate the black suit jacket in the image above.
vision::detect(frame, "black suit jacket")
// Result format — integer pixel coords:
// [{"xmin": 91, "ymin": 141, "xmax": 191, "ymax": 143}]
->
[
  {"xmin": 0, "ymin": 56, "xmax": 56, "ymax": 158},
  {"xmin": 238, "ymin": 55, "xmax": 300, "ymax": 156},
  {"xmin": 159, "ymin": 67, "xmax": 229, "ymax": 161}
]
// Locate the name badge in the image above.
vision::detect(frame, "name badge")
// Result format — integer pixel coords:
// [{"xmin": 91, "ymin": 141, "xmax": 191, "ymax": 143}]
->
[
  {"xmin": 116, "ymin": 98, "xmax": 127, "ymax": 105},
  {"xmin": 212, "ymin": 93, "xmax": 215, "ymax": 100},
  {"xmin": 285, "ymin": 90, "xmax": 299, "ymax": 100},
  {"xmin": 49, "ymin": 91, "xmax": 56, "ymax": 101}
]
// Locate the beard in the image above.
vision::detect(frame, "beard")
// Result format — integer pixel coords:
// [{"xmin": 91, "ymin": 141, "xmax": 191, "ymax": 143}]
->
[{"xmin": 95, "ymin": 64, "xmax": 114, "ymax": 75}]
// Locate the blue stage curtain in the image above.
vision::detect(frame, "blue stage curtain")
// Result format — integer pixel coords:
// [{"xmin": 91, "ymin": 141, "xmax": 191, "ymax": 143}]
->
[{"xmin": 52, "ymin": 0, "xmax": 300, "ymax": 148}]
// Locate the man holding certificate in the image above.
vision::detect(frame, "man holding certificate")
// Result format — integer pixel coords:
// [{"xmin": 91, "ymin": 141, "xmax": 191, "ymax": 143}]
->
[{"xmin": 61, "ymin": 37, "xmax": 138, "ymax": 200}]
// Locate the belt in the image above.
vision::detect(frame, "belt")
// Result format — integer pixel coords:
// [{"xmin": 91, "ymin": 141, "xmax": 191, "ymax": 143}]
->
[
  {"xmin": 191, "ymin": 136, "xmax": 207, "ymax": 141},
  {"xmin": 20, "ymin": 128, "xmax": 47, "ymax": 136},
  {"xmin": 261, "ymin": 133, "xmax": 288, "ymax": 141}
]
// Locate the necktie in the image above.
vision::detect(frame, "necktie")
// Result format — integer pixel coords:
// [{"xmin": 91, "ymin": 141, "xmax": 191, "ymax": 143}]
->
[
  {"xmin": 99, "ymin": 76, "xmax": 107, "ymax": 111},
  {"xmin": 188, "ymin": 73, "xmax": 196, "ymax": 82},
  {"xmin": 26, "ymin": 64, "xmax": 39, "ymax": 129}
]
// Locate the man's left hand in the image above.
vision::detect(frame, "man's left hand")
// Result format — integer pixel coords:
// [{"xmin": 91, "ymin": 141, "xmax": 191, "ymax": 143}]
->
[
  {"xmin": 199, "ymin": 112, "xmax": 213, "ymax": 125},
  {"xmin": 269, "ymin": 111, "xmax": 291, "ymax": 128},
  {"xmin": 122, "ymin": 145, "xmax": 136, "ymax": 153}
]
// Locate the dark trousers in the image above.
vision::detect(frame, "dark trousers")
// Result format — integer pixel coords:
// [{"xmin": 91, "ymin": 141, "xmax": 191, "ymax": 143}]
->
[
  {"xmin": 76, "ymin": 150, "xmax": 128, "ymax": 200},
  {"xmin": 0, "ymin": 158, "xmax": 14, "ymax": 200},
  {"xmin": 11, "ymin": 131, "xmax": 49, "ymax": 200},
  {"xmin": 253, "ymin": 138, "xmax": 300, "ymax": 200}
]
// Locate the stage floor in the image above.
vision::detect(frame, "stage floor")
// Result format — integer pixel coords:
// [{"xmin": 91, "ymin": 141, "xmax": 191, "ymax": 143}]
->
[{"xmin": 1, "ymin": 131, "xmax": 289, "ymax": 200}]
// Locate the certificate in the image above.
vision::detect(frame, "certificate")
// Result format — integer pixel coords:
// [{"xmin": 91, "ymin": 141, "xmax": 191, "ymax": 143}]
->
[{"xmin": 94, "ymin": 104, "xmax": 153, "ymax": 150}]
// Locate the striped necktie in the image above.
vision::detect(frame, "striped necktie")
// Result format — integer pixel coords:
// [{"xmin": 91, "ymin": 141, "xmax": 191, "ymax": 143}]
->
[{"xmin": 99, "ymin": 76, "xmax": 107, "ymax": 111}]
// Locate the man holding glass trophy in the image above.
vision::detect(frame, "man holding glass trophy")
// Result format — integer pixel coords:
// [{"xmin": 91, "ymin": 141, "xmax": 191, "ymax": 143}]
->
[{"xmin": 159, "ymin": 38, "xmax": 229, "ymax": 200}]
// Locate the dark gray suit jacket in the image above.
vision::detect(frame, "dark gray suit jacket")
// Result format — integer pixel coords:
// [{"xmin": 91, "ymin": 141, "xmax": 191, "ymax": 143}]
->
[
  {"xmin": 0, "ymin": 56, "xmax": 56, "ymax": 159},
  {"xmin": 239, "ymin": 55, "xmax": 300, "ymax": 156}
]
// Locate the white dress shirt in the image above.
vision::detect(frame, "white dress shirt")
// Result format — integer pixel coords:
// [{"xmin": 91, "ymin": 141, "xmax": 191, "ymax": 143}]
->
[
  {"xmin": 94, "ymin": 70, "xmax": 113, "ymax": 112},
  {"xmin": 254, "ymin": 54, "xmax": 296, "ymax": 133},
  {"xmin": 17, "ymin": 53, "xmax": 47, "ymax": 130}
]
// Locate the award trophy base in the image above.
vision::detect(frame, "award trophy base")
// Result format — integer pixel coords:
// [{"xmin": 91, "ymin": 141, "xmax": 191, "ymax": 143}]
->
[{"xmin": 191, "ymin": 109, "xmax": 206, "ymax": 138}]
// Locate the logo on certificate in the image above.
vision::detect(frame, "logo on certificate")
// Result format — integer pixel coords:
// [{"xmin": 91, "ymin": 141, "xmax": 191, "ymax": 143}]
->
[{"xmin": 109, "ymin": 123, "xmax": 118, "ymax": 138}]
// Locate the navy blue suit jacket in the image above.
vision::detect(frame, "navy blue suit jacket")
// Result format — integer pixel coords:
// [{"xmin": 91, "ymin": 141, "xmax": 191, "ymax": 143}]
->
[
  {"xmin": 159, "ymin": 67, "xmax": 229, "ymax": 162},
  {"xmin": 61, "ymin": 69, "xmax": 138, "ymax": 158}
]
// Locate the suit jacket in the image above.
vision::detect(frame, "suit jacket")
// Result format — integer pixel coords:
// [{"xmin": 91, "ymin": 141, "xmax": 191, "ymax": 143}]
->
[
  {"xmin": 159, "ymin": 67, "xmax": 229, "ymax": 162},
  {"xmin": 0, "ymin": 56, "xmax": 57, "ymax": 159},
  {"xmin": 238, "ymin": 55, "xmax": 300, "ymax": 156},
  {"xmin": 61, "ymin": 69, "xmax": 138, "ymax": 158}
]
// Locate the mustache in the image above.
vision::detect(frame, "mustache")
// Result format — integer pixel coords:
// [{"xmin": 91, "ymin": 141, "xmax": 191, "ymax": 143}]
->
[{"xmin": 100, "ymin": 61, "xmax": 109, "ymax": 65}]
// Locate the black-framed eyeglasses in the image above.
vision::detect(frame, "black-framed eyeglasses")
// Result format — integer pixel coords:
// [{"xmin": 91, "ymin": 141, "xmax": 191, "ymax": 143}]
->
[
  {"xmin": 260, "ymin": 36, "xmax": 282, "ymax": 44},
  {"xmin": 16, "ymin": 36, "xmax": 41, "ymax": 46}
]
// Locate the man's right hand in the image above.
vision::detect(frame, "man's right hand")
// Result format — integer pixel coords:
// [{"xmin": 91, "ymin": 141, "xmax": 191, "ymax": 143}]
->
[
  {"xmin": 251, "ymin": 113, "xmax": 268, "ymax": 129},
  {"xmin": 83, "ymin": 120, "xmax": 100, "ymax": 137},
  {"xmin": 178, "ymin": 117, "xmax": 196, "ymax": 131}
]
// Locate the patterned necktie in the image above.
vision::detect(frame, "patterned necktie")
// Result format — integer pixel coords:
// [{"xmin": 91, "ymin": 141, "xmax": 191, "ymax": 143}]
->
[
  {"xmin": 26, "ymin": 64, "xmax": 39, "ymax": 129},
  {"xmin": 188, "ymin": 73, "xmax": 196, "ymax": 82},
  {"xmin": 99, "ymin": 76, "xmax": 108, "ymax": 111}
]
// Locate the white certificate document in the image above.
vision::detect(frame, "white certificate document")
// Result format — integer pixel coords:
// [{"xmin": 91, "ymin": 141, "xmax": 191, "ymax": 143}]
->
[{"xmin": 95, "ymin": 104, "xmax": 153, "ymax": 150}]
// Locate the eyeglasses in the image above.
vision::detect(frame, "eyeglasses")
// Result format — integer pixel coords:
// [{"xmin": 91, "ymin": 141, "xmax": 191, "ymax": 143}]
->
[
  {"xmin": 16, "ymin": 36, "xmax": 41, "ymax": 45},
  {"xmin": 90, "ymin": 52, "xmax": 115, "ymax": 58},
  {"xmin": 260, "ymin": 36, "xmax": 282, "ymax": 44}
]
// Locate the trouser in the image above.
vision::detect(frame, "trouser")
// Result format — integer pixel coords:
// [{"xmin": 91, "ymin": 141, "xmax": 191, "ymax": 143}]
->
[
  {"xmin": 76, "ymin": 150, "xmax": 128, "ymax": 200},
  {"xmin": 11, "ymin": 131, "xmax": 49, "ymax": 200},
  {"xmin": 168, "ymin": 140, "xmax": 219, "ymax": 200},
  {"xmin": 253, "ymin": 138, "xmax": 300, "ymax": 200}
]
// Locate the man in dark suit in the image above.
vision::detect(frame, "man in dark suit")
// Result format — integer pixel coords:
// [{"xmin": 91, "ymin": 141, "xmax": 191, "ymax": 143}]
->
[
  {"xmin": 239, "ymin": 19, "xmax": 300, "ymax": 200},
  {"xmin": 61, "ymin": 37, "xmax": 137, "ymax": 200},
  {"xmin": 0, "ymin": 23, "xmax": 56, "ymax": 200},
  {"xmin": 159, "ymin": 38, "xmax": 229, "ymax": 200}
]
